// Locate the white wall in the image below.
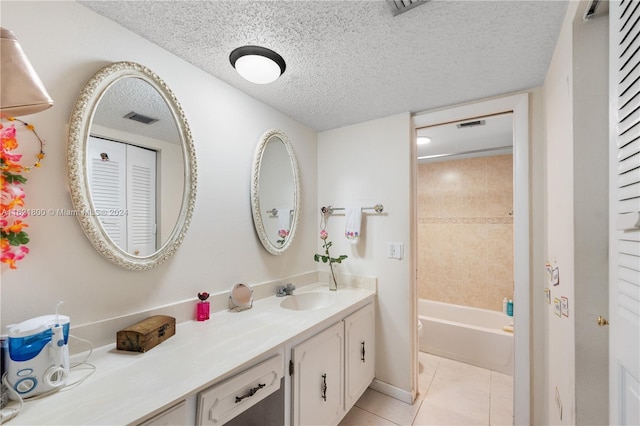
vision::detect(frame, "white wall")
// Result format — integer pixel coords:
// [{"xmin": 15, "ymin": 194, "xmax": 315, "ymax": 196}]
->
[
  {"xmin": 543, "ymin": 2, "xmax": 578, "ymax": 423},
  {"xmin": 317, "ymin": 113, "xmax": 414, "ymax": 398},
  {"xmin": 540, "ymin": 1, "xmax": 610, "ymax": 424},
  {"xmin": 1, "ymin": 2, "xmax": 318, "ymax": 331}
]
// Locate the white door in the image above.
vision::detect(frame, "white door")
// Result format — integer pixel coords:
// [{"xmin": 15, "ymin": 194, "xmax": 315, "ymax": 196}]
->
[
  {"xmin": 291, "ymin": 322, "xmax": 344, "ymax": 426},
  {"xmin": 126, "ymin": 145, "xmax": 157, "ymax": 257},
  {"xmin": 610, "ymin": 1, "xmax": 640, "ymax": 424},
  {"xmin": 344, "ymin": 303, "xmax": 375, "ymax": 409},
  {"xmin": 87, "ymin": 136, "xmax": 127, "ymax": 247}
]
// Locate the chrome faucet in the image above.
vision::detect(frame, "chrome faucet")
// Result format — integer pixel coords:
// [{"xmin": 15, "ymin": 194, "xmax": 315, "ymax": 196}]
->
[{"xmin": 276, "ymin": 283, "xmax": 296, "ymax": 297}]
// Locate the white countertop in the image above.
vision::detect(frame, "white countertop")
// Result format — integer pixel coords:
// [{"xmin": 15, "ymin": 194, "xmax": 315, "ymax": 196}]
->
[{"xmin": 8, "ymin": 283, "xmax": 376, "ymax": 425}]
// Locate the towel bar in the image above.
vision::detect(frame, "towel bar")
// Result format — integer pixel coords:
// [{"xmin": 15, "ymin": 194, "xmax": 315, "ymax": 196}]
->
[{"xmin": 321, "ymin": 204, "xmax": 384, "ymax": 215}]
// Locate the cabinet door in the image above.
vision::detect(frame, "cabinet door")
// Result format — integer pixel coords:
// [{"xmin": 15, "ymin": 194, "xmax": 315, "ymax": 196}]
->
[
  {"xmin": 344, "ymin": 303, "xmax": 375, "ymax": 409},
  {"xmin": 291, "ymin": 321, "xmax": 344, "ymax": 426}
]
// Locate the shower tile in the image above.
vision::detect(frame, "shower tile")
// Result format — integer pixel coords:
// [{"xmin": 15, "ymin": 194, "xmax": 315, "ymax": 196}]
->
[
  {"xmin": 418, "ymin": 154, "xmax": 514, "ymax": 312},
  {"xmin": 464, "ymin": 223, "xmax": 489, "ymax": 253},
  {"xmin": 488, "ymin": 278, "xmax": 513, "ymax": 311},
  {"xmin": 486, "ymin": 155, "xmax": 513, "ymax": 195},
  {"xmin": 486, "ymin": 192, "xmax": 513, "ymax": 218}
]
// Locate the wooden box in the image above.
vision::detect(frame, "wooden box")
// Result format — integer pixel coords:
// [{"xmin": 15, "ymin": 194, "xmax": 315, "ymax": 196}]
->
[{"xmin": 116, "ymin": 315, "xmax": 176, "ymax": 353}]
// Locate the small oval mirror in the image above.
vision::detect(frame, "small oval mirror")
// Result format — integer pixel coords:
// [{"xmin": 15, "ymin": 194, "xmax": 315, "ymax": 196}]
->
[
  {"xmin": 229, "ymin": 283, "xmax": 253, "ymax": 312},
  {"xmin": 251, "ymin": 130, "xmax": 300, "ymax": 255}
]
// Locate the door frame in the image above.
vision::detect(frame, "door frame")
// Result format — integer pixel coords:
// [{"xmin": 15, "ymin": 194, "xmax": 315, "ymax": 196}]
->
[{"xmin": 412, "ymin": 92, "xmax": 530, "ymax": 424}]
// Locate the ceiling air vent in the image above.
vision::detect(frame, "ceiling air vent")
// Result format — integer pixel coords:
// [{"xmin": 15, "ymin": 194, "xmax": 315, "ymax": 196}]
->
[
  {"xmin": 388, "ymin": 0, "xmax": 429, "ymax": 17},
  {"xmin": 123, "ymin": 111, "xmax": 158, "ymax": 125},
  {"xmin": 456, "ymin": 120, "xmax": 486, "ymax": 129}
]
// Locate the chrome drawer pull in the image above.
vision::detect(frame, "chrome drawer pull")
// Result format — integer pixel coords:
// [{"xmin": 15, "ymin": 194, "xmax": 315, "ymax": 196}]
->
[{"xmin": 234, "ymin": 383, "xmax": 266, "ymax": 403}]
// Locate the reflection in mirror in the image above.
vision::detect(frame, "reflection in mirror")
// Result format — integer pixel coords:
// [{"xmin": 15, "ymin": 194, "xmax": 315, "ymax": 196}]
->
[
  {"xmin": 88, "ymin": 77, "xmax": 183, "ymax": 256},
  {"xmin": 68, "ymin": 62, "xmax": 197, "ymax": 270},
  {"xmin": 251, "ymin": 130, "xmax": 300, "ymax": 255}
]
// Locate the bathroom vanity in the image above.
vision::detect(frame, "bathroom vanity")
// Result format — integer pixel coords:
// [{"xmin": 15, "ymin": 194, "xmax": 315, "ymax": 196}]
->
[{"xmin": 9, "ymin": 283, "xmax": 375, "ymax": 425}]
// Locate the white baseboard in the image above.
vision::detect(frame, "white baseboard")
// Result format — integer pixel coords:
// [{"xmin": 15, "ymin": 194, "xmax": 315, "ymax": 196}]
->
[{"xmin": 368, "ymin": 379, "xmax": 415, "ymax": 404}]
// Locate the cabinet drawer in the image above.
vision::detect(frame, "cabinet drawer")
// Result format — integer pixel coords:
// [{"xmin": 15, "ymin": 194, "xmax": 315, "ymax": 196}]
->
[{"xmin": 197, "ymin": 354, "xmax": 283, "ymax": 425}]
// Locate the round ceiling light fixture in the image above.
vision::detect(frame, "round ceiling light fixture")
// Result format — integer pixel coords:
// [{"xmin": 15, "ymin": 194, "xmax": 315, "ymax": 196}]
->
[
  {"xmin": 417, "ymin": 136, "xmax": 431, "ymax": 145},
  {"xmin": 229, "ymin": 45, "xmax": 286, "ymax": 84}
]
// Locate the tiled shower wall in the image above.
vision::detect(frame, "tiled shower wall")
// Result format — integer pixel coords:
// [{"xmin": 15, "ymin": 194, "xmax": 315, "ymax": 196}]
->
[{"xmin": 417, "ymin": 154, "xmax": 514, "ymax": 312}]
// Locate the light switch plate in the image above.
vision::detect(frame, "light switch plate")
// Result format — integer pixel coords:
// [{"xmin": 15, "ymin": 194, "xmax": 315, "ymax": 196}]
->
[{"xmin": 387, "ymin": 242, "xmax": 403, "ymax": 260}]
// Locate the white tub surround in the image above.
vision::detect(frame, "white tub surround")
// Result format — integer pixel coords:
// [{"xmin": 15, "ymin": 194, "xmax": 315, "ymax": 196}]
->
[
  {"xmin": 7, "ymin": 282, "xmax": 376, "ymax": 425},
  {"xmin": 418, "ymin": 299, "xmax": 514, "ymax": 375}
]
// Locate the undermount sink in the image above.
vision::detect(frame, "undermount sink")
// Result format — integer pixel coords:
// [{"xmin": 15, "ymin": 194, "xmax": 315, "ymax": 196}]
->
[{"xmin": 279, "ymin": 292, "xmax": 334, "ymax": 311}]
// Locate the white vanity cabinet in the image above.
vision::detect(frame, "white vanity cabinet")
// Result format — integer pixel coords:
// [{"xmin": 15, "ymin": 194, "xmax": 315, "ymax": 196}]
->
[
  {"xmin": 291, "ymin": 321, "xmax": 344, "ymax": 426},
  {"xmin": 290, "ymin": 302, "xmax": 375, "ymax": 426},
  {"xmin": 344, "ymin": 302, "xmax": 375, "ymax": 409},
  {"xmin": 196, "ymin": 354, "xmax": 283, "ymax": 425},
  {"xmin": 11, "ymin": 284, "xmax": 376, "ymax": 426}
]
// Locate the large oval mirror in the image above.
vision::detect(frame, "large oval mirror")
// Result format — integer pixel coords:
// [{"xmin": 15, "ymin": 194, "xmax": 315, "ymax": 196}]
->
[
  {"xmin": 68, "ymin": 61, "xmax": 197, "ymax": 270},
  {"xmin": 251, "ymin": 130, "xmax": 300, "ymax": 255}
]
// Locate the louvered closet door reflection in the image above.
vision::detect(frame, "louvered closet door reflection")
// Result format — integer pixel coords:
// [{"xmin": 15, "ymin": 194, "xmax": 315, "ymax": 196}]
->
[
  {"xmin": 612, "ymin": 1, "xmax": 640, "ymax": 424},
  {"xmin": 87, "ymin": 136, "xmax": 157, "ymax": 256},
  {"xmin": 126, "ymin": 145, "xmax": 156, "ymax": 257},
  {"xmin": 87, "ymin": 136, "xmax": 127, "ymax": 247}
]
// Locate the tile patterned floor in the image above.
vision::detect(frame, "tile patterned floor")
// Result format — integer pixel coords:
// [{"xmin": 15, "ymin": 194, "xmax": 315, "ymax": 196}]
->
[{"xmin": 340, "ymin": 352, "xmax": 514, "ymax": 426}]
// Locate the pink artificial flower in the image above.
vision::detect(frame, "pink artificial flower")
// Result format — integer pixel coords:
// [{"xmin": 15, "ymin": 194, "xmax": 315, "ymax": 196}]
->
[
  {"xmin": 3, "ymin": 182, "xmax": 25, "ymax": 200},
  {"xmin": 1, "ymin": 245, "xmax": 29, "ymax": 270},
  {"xmin": 278, "ymin": 229, "xmax": 289, "ymax": 238},
  {"xmin": 320, "ymin": 230, "xmax": 328, "ymax": 240}
]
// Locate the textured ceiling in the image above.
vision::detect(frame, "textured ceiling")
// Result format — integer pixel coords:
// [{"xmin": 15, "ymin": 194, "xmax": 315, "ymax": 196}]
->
[
  {"xmin": 93, "ymin": 77, "xmax": 180, "ymax": 144},
  {"xmin": 80, "ymin": 0, "xmax": 568, "ymax": 132}
]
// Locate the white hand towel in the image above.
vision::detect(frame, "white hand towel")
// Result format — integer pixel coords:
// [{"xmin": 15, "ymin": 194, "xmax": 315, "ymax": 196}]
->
[
  {"xmin": 345, "ymin": 206, "xmax": 362, "ymax": 244},
  {"xmin": 277, "ymin": 206, "xmax": 290, "ymax": 233}
]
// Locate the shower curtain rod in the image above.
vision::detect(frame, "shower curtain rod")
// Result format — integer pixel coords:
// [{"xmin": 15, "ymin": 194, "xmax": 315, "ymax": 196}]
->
[{"xmin": 417, "ymin": 145, "xmax": 513, "ymax": 161}]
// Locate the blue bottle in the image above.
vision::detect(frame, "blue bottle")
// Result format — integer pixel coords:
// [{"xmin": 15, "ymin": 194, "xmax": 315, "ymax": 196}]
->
[{"xmin": 507, "ymin": 299, "xmax": 513, "ymax": 317}]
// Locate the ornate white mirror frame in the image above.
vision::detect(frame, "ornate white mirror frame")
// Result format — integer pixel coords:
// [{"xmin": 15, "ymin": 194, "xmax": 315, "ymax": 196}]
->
[
  {"xmin": 251, "ymin": 129, "xmax": 301, "ymax": 255},
  {"xmin": 68, "ymin": 61, "xmax": 197, "ymax": 270}
]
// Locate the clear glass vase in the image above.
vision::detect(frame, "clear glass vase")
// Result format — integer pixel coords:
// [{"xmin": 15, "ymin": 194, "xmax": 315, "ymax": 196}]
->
[{"xmin": 329, "ymin": 264, "xmax": 338, "ymax": 291}]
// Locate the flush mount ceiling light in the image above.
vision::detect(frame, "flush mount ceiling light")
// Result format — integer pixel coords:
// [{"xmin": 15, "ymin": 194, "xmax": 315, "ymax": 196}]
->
[
  {"xmin": 229, "ymin": 45, "xmax": 286, "ymax": 84},
  {"xmin": 417, "ymin": 136, "xmax": 431, "ymax": 145}
]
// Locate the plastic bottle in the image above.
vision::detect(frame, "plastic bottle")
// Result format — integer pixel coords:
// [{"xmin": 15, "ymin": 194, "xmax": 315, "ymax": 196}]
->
[
  {"xmin": 507, "ymin": 299, "xmax": 514, "ymax": 317},
  {"xmin": 502, "ymin": 298, "xmax": 508, "ymax": 314}
]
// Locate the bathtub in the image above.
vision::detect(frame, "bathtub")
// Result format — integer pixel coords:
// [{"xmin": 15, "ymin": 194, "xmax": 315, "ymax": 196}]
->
[{"xmin": 418, "ymin": 299, "xmax": 514, "ymax": 375}]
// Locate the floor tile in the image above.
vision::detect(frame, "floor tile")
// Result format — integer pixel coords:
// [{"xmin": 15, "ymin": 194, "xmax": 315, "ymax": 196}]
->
[
  {"xmin": 490, "ymin": 372, "xmax": 513, "ymax": 426},
  {"xmin": 345, "ymin": 352, "xmax": 514, "ymax": 426},
  {"xmin": 423, "ymin": 375, "xmax": 490, "ymax": 424},
  {"xmin": 355, "ymin": 388, "xmax": 422, "ymax": 426},
  {"xmin": 413, "ymin": 399, "xmax": 488, "ymax": 426},
  {"xmin": 339, "ymin": 406, "xmax": 399, "ymax": 426},
  {"xmin": 416, "ymin": 351, "xmax": 438, "ymax": 401}
]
